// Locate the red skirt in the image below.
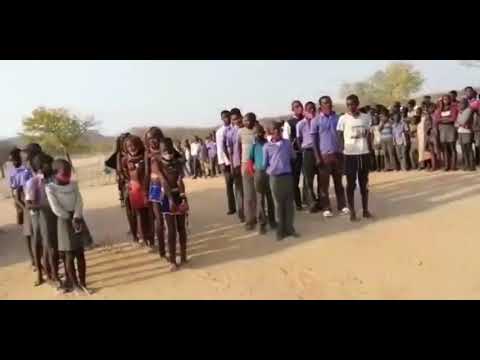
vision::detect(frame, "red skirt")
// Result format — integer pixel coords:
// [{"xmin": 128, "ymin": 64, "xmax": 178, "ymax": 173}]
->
[{"xmin": 128, "ymin": 180, "xmax": 149, "ymax": 209}]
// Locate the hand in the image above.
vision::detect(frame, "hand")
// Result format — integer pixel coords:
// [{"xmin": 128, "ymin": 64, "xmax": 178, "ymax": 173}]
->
[
  {"xmin": 73, "ymin": 218, "xmax": 83, "ymax": 233},
  {"xmin": 169, "ymin": 199, "xmax": 178, "ymax": 213},
  {"xmin": 315, "ymin": 156, "xmax": 324, "ymax": 167}
]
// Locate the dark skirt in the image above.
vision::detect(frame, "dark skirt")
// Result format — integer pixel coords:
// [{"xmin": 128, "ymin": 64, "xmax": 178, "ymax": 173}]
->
[
  {"xmin": 459, "ymin": 132, "xmax": 473, "ymax": 145},
  {"xmin": 57, "ymin": 217, "xmax": 93, "ymax": 252},
  {"xmin": 31, "ymin": 207, "xmax": 58, "ymax": 249}
]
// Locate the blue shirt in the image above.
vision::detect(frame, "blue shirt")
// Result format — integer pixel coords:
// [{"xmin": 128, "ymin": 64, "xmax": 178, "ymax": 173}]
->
[
  {"xmin": 249, "ymin": 140, "xmax": 267, "ymax": 169},
  {"xmin": 263, "ymin": 139, "xmax": 294, "ymax": 176},
  {"xmin": 310, "ymin": 112, "xmax": 340, "ymax": 154},
  {"xmin": 392, "ymin": 121, "xmax": 408, "ymax": 146},
  {"xmin": 296, "ymin": 119, "xmax": 314, "ymax": 149}
]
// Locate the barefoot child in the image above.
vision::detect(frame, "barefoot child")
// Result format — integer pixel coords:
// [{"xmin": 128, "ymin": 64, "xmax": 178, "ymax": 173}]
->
[
  {"xmin": 264, "ymin": 121, "xmax": 299, "ymax": 241},
  {"xmin": 122, "ymin": 135, "xmax": 154, "ymax": 249},
  {"xmin": 337, "ymin": 94, "xmax": 373, "ymax": 221},
  {"xmin": 154, "ymin": 138, "xmax": 189, "ymax": 271},
  {"xmin": 25, "ymin": 153, "xmax": 59, "ymax": 287},
  {"xmin": 145, "ymin": 127, "xmax": 167, "ymax": 258},
  {"xmin": 46, "ymin": 159, "xmax": 93, "ymax": 295},
  {"xmin": 248, "ymin": 123, "xmax": 276, "ymax": 235}
]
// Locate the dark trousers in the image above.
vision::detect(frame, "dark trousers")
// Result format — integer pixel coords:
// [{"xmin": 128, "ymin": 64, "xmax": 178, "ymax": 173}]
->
[
  {"xmin": 221, "ymin": 164, "xmax": 236, "ymax": 213},
  {"xmin": 254, "ymin": 170, "xmax": 276, "ymax": 227},
  {"xmin": 192, "ymin": 156, "xmax": 200, "ymax": 178},
  {"xmin": 459, "ymin": 133, "xmax": 475, "ymax": 170},
  {"xmin": 344, "ymin": 154, "xmax": 370, "ymax": 214},
  {"xmin": 209, "ymin": 156, "xmax": 217, "ymax": 177},
  {"xmin": 318, "ymin": 153, "xmax": 347, "ymax": 211},
  {"xmin": 270, "ymin": 175, "xmax": 295, "ymax": 237},
  {"xmin": 292, "ymin": 154, "xmax": 302, "ymax": 208},
  {"xmin": 302, "ymin": 149, "xmax": 317, "ymax": 209},
  {"xmin": 233, "ymin": 166, "xmax": 245, "ymax": 221},
  {"xmin": 409, "ymin": 139, "xmax": 419, "ymax": 170},
  {"xmin": 394, "ymin": 144, "xmax": 407, "ymax": 170}
]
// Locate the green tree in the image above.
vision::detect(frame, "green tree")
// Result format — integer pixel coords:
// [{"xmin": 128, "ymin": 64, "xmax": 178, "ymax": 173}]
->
[
  {"xmin": 340, "ymin": 62, "xmax": 424, "ymax": 106},
  {"xmin": 20, "ymin": 107, "xmax": 97, "ymax": 164}
]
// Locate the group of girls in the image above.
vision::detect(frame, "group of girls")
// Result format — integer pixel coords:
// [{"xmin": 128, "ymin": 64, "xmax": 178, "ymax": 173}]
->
[
  {"xmin": 108, "ymin": 128, "xmax": 189, "ymax": 272},
  {"xmin": 9, "ymin": 143, "xmax": 93, "ymax": 295}
]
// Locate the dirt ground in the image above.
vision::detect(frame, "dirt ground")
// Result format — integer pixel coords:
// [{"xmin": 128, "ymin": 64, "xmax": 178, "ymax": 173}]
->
[{"xmin": 1, "ymin": 169, "xmax": 480, "ymax": 300}]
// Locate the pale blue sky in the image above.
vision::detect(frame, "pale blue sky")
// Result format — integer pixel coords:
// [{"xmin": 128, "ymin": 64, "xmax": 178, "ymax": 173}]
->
[{"xmin": 0, "ymin": 60, "xmax": 477, "ymax": 138}]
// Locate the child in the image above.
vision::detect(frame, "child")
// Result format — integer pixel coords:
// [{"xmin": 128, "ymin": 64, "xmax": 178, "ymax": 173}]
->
[
  {"xmin": 456, "ymin": 98, "xmax": 475, "ymax": 171},
  {"xmin": 337, "ymin": 94, "xmax": 373, "ymax": 222},
  {"xmin": 199, "ymin": 139, "xmax": 210, "ymax": 179},
  {"xmin": 9, "ymin": 147, "xmax": 34, "ymax": 268},
  {"xmin": 46, "ymin": 159, "xmax": 93, "ymax": 295},
  {"xmin": 25, "ymin": 153, "xmax": 59, "ymax": 288},
  {"xmin": 264, "ymin": 121, "xmax": 299, "ymax": 241},
  {"xmin": 247, "ymin": 124, "xmax": 276, "ymax": 235},
  {"xmin": 423, "ymin": 102, "xmax": 439, "ymax": 171},
  {"xmin": 408, "ymin": 107, "xmax": 422, "ymax": 170},
  {"xmin": 378, "ymin": 108, "xmax": 396, "ymax": 171},
  {"xmin": 144, "ymin": 127, "xmax": 167, "ymax": 256},
  {"xmin": 206, "ymin": 136, "xmax": 218, "ymax": 177},
  {"xmin": 435, "ymin": 95, "xmax": 459, "ymax": 171},
  {"xmin": 238, "ymin": 112, "xmax": 257, "ymax": 230},
  {"xmin": 392, "ymin": 108, "xmax": 409, "ymax": 171},
  {"xmin": 154, "ymin": 138, "xmax": 189, "ymax": 271},
  {"xmin": 370, "ymin": 110, "xmax": 384, "ymax": 172},
  {"xmin": 122, "ymin": 135, "xmax": 154, "ymax": 248},
  {"xmin": 190, "ymin": 137, "xmax": 201, "ymax": 179}
]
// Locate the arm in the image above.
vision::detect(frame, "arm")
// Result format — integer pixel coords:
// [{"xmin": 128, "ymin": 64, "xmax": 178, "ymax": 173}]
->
[
  {"xmin": 262, "ymin": 145, "xmax": 270, "ymax": 171},
  {"xmin": 73, "ymin": 183, "xmax": 84, "ymax": 219},
  {"xmin": 45, "ymin": 186, "xmax": 71, "ymax": 219},
  {"xmin": 13, "ymin": 189, "xmax": 25, "ymax": 210},
  {"xmin": 296, "ymin": 122, "xmax": 303, "ymax": 149},
  {"xmin": 311, "ymin": 120, "xmax": 323, "ymax": 166}
]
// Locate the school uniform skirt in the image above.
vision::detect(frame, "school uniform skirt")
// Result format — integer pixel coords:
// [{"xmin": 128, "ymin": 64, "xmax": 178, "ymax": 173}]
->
[
  {"xmin": 459, "ymin": 132, "xmax": 473, "ymax": 145},
  {"xmin": 438, "ymin": 124, "xmax": 456, "ymax": 143},
  {"xmin": 31, "ymin": 207, "xmax": 58, "ymax": 249},
  {"xmin": 57, "ymin": 216, "xmax": 93, "ymax": 252},
  {"xmin": 149, "ymin": 182, "xmax": 184, "ymax": 215}
]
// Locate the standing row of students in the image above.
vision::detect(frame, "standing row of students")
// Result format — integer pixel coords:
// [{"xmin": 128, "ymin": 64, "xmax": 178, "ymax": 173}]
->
[
  {"xmin": 9, "ymin": 144, "xmax": 93, "ymax": 294},
  {"xmin": 216, "ymin": 94, "xmax": 374, "ymax": 241}
]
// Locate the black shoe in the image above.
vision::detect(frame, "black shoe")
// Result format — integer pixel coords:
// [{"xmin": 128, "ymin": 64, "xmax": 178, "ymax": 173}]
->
[
  {"xmin": 350, "ymin": 212, "xmax": 358, "ymax": 222},
  {"xmin": 239, "ymin": 217, "xmax": 246, "ymax": 223},
  {"xmin": 269, "ymin": 222, "xmax": 278, "ymax": 229},
  {"xmin": 227, "ymin": 210, "xmax": 236, "ymax": 215},
  {"xmin": 276, "ymin": 233, "xmax": 285, "ymax": 241},
  {"xmin": 259, "ymin": 225, "xmax": 267, "ymax": 235},
  {"xmin": 296, "ymin": 206, "xmax": 303, "ymax": 212},
  {"xmin": 286, "ymin": 231, "xmax": 300, "ymax": 238},
  {"xmin": 363, "ymin": 210, "xmax": 373, "ymax": 219},
  {"xmin": 245, "ymin": 223, "xmax": 255, "ymax": 231}
]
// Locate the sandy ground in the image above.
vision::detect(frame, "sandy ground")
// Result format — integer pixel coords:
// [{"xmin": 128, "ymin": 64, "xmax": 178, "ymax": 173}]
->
[{"xmin": 1, "ymin": 169, "xmax": 480, "ymax": 300}]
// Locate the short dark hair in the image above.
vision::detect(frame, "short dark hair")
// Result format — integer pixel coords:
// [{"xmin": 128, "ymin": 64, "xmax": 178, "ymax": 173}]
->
[
  {"xmin": 161, "ymin": 137, "xmax": 175, "ymax": 152},
  {"xmin": 291, "ymin": 100, "xmax": 303, "ymax": 108},
  {"xmin": 9, "ymin": 147, "xmax": 20, "ymax": 159},
  {"xmin": 408, "ymin": 99, "xmax": 416, "ymax": 106},
  {"xmin": 244, "ymin": 112, "xmax": 257, "ymax": 123},
  {"xmin": 464, "ymin": 86, "xmax": 474, "ymax": 92},
  {"xmin": 346, "ymin": 94, "xmax": 359, "ymax": 104},
  {"xmin": 31, "ymin": 153, "xmax": 53, "ymax": 173},
  {"xmin": 221, "ymin": 110, "xmax": 231, "ymax": 118},
  {"xmin": 52, "ymin": 158, "xmax": 72, "ymax": 175},
  {"xmin": 319, "ymin": 96, "xmax": 332, "ymax": 104},
  {"xmin": 230, "ymin": 108, "xmax": 242, "ymax": 117},
  {"xmin": 305, "ymin": 101, "xmax": 316, "ymax": 110},
  {"xmin": 449, "ymin": 90, "xmax": 458, "ymax": 97}
]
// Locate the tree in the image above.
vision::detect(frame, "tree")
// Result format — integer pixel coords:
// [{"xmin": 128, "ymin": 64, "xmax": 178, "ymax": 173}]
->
[
  {"xmin": 340, "ymin": 62, "xmax": 424, "ymax": 106},
  {"xmin": 20, "ymin": 107, "xmax": 97, "ymax": 164}
]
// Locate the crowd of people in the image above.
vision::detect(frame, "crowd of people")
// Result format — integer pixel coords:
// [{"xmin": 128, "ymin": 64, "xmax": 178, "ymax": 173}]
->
[{"xmin": 210, "ymin": 86, "xmax": 480, "ymax": 241}]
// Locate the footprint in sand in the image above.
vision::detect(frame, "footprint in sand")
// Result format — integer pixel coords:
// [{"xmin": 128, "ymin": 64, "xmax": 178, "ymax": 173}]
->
[
  {"xmin": 196, "ymin": 270, "xmax": 231, "ymax": 291},
  {"xmin": 296, "ymin": 268, "xmax": 320, "ymax": 291}
]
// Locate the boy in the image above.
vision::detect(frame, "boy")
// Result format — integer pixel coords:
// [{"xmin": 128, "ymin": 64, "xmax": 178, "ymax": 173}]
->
[
  {"xmin": 337, "ymin": 94, "xmax": 373, "ymax": 222},
  {"xmin": 248, "ymin": 123, "xmax": 276, "ymax": 235},
  {"xmin": 216, "ymin": 110, "xmax": 236, "ymax": 215},
  {"xmin": 199, "ymin": 139, "xmax": 209, "ymax": 179},
  {"xmin": 311, "ymin": 96, "xmax": 349, "ymax": 218},
  {"xmin": 378, "ymin": 108, "xmax": 396, "ymax": 171},
  {"xmin": 392, "ymin": 108, "xmax": 409, "ymax": 171},
  {"xmin": 264, "ymin": 121, "xmax": 299, "ymax": 241},
  {"xmin": 206, "ymin": 136, "xmax": 217, "ymax": 177},
  {"xmin": 297, "ymin": 102, "xmax": 318, "ymax": 213},
  {"xmin": 238, "ymin": 112, "xmax": 257, "ymax": 230},
  {"xmin": 370, "ymin": 108, "xmax": 384, "ymax": 172},
  {"xmin": 457, "ymin": 97, "xmax": 475, "ymax": 171},
  {"xmin": 190, "ymin": 136, "xmax": 201, "ymax": 179}
]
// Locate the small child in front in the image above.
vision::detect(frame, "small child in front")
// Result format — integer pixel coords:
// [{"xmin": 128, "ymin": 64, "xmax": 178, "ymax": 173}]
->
[{"xmin": 263, "ymin": 121, "xmax": 299, "ymax": 241}]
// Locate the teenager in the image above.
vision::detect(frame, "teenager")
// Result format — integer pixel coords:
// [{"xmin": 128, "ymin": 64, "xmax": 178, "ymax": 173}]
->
[
  {"xmin": 450, "ymin": 90, "xmax": 458, "ymax": 105},
  {"xmin": 456, "ymin": 98, "xmax": 475, "ymax": 171},
  {"xmin": 154, "ymin": 138, "xmax": 189, "ymax": 271},
  {"xmin": 216, "ymin": 110, "xmax": 236, "ymax": 215},
  {"xmin": 435, "ymin": 94, "xmax": 459, "ymax": 171},
  {"xmin": 122, "ymin": 135, "xmax": 154, "ymax": 248},
  {"xmin": 190, "ymin": 137, "xmax": 201, "ymax": 179},
  {"xmin": 284, "ymin": 100, "xmax": 304, "ymax": 211},
  {"xmin": 311, "ymin": 96, "xmax": 349, "ymax": 218},
  {"xmin": 337, "ymin": 95, "xmax": 373, "ymax": 222},
  {"xmin": 408, "ymin": 107, "xmax": 422, "ymax": 170},
  {"xmin": 224, "ymin": 108, "xmax": 245, "ymax": 223},
  {"xmin": 25, "ymin": 153, "xmax": 60, "ymax": 288},
  {"xmin": 264, "ymin": 121, "xmax": 299, "ymax": 241},
  {"xmin": 198, "ymin": 139, "xmax": 209, "ymax": 179},
  {"xmin": 144, "ymin": 127, "xmax": 167, "ymax": 258},
  {"xmin": 183, "ymin": 139, "xmax": 192, "ymax": 177},
  {"xmin": 378, "ymin": 108, "xmax": 396, "ymax": 171},
  {"xmin": 248, "ymin": 123, "xmax": 276, "ymax": 235},
  {"xmin": 206, "ymin": 136, "xmax": 217, "ymax": 177},
  {"xmin": 370, "ymin": 109, "xmax": 384, "ymax": 172},
  {"xmin": 392, "ymin": 108, "xmax": 409, "ymax": 171},
  {"xmin": 423, "ymin": 102, "xmax": 439, "ymax": 171},
  {"xmin": 297, "ymin": 101, "xmax": 318, "ymax": 213},
  {"xmin": 46, "ymin": 159, "xmax": 93, "ymax": 295},
  {"xmin": 238, "ymin": 112, "xmax": 257, "ymax": 230},
  {"xmin": 465, "ymin": 87, "xmax": 480, "ymax": 166}
]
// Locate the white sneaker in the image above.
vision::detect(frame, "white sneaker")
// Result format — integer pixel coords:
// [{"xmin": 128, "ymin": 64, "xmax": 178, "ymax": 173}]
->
[
  {"xmin": 341, "ymin": 207, "xmax": 351, "ymax": 215},
  {"xmin": 323, "ymin": 210, "xmax": 334, "ymax": 218}
]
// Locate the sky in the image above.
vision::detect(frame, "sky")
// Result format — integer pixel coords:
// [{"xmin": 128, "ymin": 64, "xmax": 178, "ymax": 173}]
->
[{"xmin": 0, "ymin": 60, "xmax": 477, "ymax": 138}]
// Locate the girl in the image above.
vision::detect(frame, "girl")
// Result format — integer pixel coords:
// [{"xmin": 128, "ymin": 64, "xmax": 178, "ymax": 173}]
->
[
  {"xmin": 153, "ymin": 138, "xmax": 189, "ymax": 271},
  {"xmin": 264, "ymin": 121, "xmax": 298, "ymax": 241},
  {"xmin": 122, "ymin": 135, "xmax": 154, "ymax": 249},
  {"xmin": 435, "ymin": 95, "xmax": 459, "ymax": 171},
  {"xmin": 46, "ymin": 159, "xmax": 93, "ymax": 295},
  {"xmin": 144, "ymin": 127, "xmax": 167, "ymax": 258},
  {"xmin": 25, "ymin": 153, "xmax": 59, "ymax": 288}
]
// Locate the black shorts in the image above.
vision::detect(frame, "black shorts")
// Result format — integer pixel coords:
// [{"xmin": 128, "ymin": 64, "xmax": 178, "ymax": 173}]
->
[{"xmin": 344, "ymin": 154, "xmax": 371, "ymax": 177}]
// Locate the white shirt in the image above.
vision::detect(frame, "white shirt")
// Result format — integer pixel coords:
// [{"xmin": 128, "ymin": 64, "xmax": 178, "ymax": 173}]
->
[
  {"xmin": 45, "ymin": 181, "xmax": 84, "ymax": 219},
  {"xmin": 216, "ymin": 125, "xmax": 230, "ymax": 166},
  {"xmin": 282, "ymin": 120, "xmax": 291, "ymax": 140},
  {"xmin": 190, "ymin": 142, "xmax": 200, "ymax": 156},
  {"xmin": 337, "ymin": 113, "xmax": 371, "ymax": 155}
]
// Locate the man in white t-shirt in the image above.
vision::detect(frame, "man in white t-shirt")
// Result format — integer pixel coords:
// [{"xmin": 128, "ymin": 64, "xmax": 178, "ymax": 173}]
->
[
  {"xmin": 216, "ymin": 110, "xmax": 236, "ymax": 215},
  {"xmin": 337, "ymin": 94, "xmax": 373, "ymax": 221}
]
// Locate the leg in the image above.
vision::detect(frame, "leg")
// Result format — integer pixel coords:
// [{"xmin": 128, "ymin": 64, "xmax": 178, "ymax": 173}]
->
[
  {"xmin": 65, "ymin": 251, "xmax": 79, "ymax": 289},
  {"xmin": 317, "ymin": 164, "xmax": 332, "ymax": 212},
  {"xmin": 358, "ymin": 157, "xmax": 371, "ymax": 218},
  {"xmin": 25, "ymin": 235, "xmax": 34, "ymax": 267},
  {"xmin": 254, "ymin": 171, "xmax": 267, "ymax": 233},
  {"xmin": 233, "ymin": 168, "xmax": 245, "ymax": 222},
  {"xmin": 152, "ymin": 203, "xmax": 166, "ymax": 258},
  {"xmin": 292, "ymin": 156, "xmax": 303, "ymax": 209},
  {"xmin": 302, "ymin": 150, "xmax": 317, "ymax": 212},
  {"xmin": 449, "ymin": 142, "xmax": 457, "ymax": 170},
  {"xmin": 344, "ymin": 155, "xmax": 358, "ymax": 221},
  {"xmin": 33, "ymin": 236, "xmax": 43, "ymax": 286},
  {"xmin": 176, "ymin": 215, "xmax": 188, "ymax": 264},
  {"xmin": 242, "ymin": 166, "xmax": 256, "ymax": 227},
  {"xmin": 221, "ymin": 165, "xmax": 236, "ymax": 214},
  {"xmin": 165, "ymin": 214, "xmax": 178, "ymax": 270},
  {"xmin": 75, "ymin": 248, "xmax": 87, "ymax": 288},
  {"xmin": 270, "ymin": 177, "xmax": 285, "ymax": 240},
  {"xmin": 284, "ymin": 176, "xmax": 296, "ymax": 236},
  {"xmin": 265, "ymin": 178, "xmax": 276, "ymax": 228},
  {"xmin": 331, "ymin": 156, "xmax": 347, "ymax": 211}
]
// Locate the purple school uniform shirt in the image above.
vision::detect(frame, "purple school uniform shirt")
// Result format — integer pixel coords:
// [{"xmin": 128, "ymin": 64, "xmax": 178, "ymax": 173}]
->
[
  {"xmin": 24, "ymin": 174, "xmax": 49, "ymax": 207},
  {"xmin": 263, "ymin": 139, "xmax": 294, "ymax": 176},
  {"xmin": 392, "ymin": 121, "xmax": 408, "ymax": 146},
  {"xmin": 206, "ymin": 142, "xmax": 217, "ymax": 159},
  {"xmin": 223, "ymin": 125, "xmax": 241, "ymax": 167},
  {"xmin": 310, "ymin": 112, "xmax": 340, "ymax": 154},
  {"xmin": 9, "ymin": 165, "xmax": 32, "ymax": 190},
  {"xmin": 296, "ymin": 119, "xmax": 314, "ymax": 149}
]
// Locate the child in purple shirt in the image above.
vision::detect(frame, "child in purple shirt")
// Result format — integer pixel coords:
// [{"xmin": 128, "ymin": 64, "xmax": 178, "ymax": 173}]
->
[{"xmin": 264, "ymin": 121, "xmax": 299, "ymax": 241}]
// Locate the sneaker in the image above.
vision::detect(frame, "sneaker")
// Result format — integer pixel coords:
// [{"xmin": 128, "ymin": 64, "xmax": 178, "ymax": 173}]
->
[
  {"xmin": 323, "ymin": 210, "xmax": 334, "ymax": 218},
  {"xmin": 340, "ymin": 207, "xmax": 351, "ymax": 216}
]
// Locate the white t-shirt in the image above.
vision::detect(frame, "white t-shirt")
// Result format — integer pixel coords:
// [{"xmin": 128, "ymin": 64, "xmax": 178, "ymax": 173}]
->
[
  {"xmin": 337, "ymin": 113, "xmax": 371, "ymax": 155},
  {"xmin": 190, "ymin": 142, "xmax": 200, "ymax": 156},
  {"xmin": 215, "ymin": 125, "xmax": 230, "ymax": 166}
]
